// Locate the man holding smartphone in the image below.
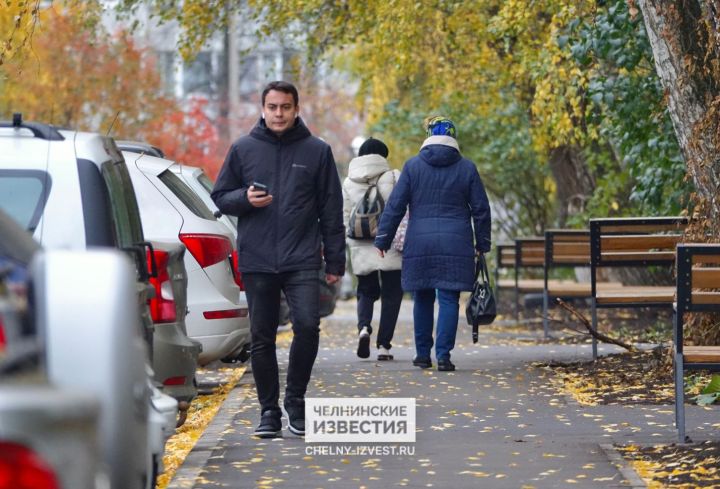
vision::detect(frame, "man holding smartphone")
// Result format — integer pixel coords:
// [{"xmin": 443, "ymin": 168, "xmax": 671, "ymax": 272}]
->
[{"xmin": 212, "ymin": 81, "xmax": 345, "ymax": 439}]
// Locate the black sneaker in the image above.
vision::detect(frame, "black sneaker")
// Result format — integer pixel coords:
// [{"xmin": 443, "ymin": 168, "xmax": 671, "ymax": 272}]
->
[
  {"xmin": 412, "ymin": 356, "xmax": 432, "ymax": 369},
  {"xmin": 357, "ymin": 327, "xmax": 370, "ymax": 359},
  {"xmin": 284, "ymin": 404, "xmax": 305, "ymax": 436},
  {"xmin": 437, "ymin": 359, "xmax": 455, "ymax": 372},
  {"xmin": 253, "ymin": 409, "xmax": 282, "ymax": 438}
]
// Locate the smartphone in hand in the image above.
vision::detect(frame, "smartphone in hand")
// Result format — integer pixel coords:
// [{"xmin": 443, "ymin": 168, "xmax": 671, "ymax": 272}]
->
[{"xmin": 252, "ymin": 181, "xmax": 268, "ymax": 196}]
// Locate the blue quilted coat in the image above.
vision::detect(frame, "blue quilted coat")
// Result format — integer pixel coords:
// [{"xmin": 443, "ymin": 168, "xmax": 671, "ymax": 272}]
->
[{"xmin": 374, "ymin": 137, "xmax": 491, "ymax": 291}]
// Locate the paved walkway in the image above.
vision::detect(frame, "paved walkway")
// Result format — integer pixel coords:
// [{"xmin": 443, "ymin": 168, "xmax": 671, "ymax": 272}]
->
[{"xmin": 169, "ymin": 299, "xmax": 718, "ymax": 489}]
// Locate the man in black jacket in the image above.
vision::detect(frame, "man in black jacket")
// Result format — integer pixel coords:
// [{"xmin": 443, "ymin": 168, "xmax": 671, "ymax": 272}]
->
[{"xmin": 212, "ymin": 81, "xmax": 345, "ymax": 438}]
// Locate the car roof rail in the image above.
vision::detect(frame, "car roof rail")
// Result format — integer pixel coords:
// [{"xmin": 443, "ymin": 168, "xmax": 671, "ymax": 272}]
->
[
  {"xmin": 116, "ymin": 140, "xmax": 165, "ymax": 159},
  {"xmin": 0, "ymin": 113, "xmax": 65, "ymax": 141}
]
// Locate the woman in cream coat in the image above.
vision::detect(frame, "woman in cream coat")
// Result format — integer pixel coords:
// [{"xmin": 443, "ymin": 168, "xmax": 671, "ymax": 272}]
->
[{"xmin": 343, "ymin": 138, "xmax": 403, "ymax": 361}]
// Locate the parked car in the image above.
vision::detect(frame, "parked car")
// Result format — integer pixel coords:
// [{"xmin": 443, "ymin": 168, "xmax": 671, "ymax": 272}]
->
[
  {"xmin": 116, "ymin": 139, "xmax": 165, "ymax": 158},
  {"xmin": 119, "ymin": 142, "xmax": 340, "ymax": 322},
  {"xmin": 0, "ymin": 208, "xmax": 103, "ymax": 489},
  {"xmin": 40, "ymin": 249, "xmax": 156, "ymax": 489},
  {"xmin": 0, "ymin": 114, "xmax": 197, "ymax": 385},
  {"xmin": 147, "ymin": 240, "xmax": 201, "ymax": 424},
  {"xmin": 169, "ymin": 159, "xmax": 339, "ymax": 320},
  {"xmin": 172, "ymin": 163, "xmax": 341, "ymax": 318},
  {"xmin": 121, "ymin": 150, "xmax": 250, "ymax": 365},
  {"xmin": 0, "ymin": 117, "xmax": 178, "ymax": 488},
  {"xmin": 0, "ymin": 207, "xmax": 158, "ymax": 489}
]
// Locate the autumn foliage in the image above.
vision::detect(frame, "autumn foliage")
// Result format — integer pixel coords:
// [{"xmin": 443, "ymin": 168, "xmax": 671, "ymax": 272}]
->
[
  {"xmin": 0, "ymin": 3, "xmax": 231, "ymax": 179},
  {"xmin": 0, "ymin": 4, "xmax": 174, "ymax": 137},
  {"xmin": 144, "ymin": 97, "xmax": 227, "ymax": 180}
]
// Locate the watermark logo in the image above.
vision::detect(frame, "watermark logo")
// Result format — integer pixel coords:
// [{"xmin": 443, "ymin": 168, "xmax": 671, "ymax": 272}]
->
[{"xmin": 306, "ymin": 398, "xmax": 416, "ymax": 443}]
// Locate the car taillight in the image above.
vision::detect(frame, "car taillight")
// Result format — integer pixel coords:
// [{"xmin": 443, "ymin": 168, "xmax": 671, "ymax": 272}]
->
[
  {"xmin": 163, "ymin": 376, "xmax": 187, "ymax": 386},
  {"xmin": 0, "ymin": 315, "xmax": 5, "ymax": 351},
  {"xmin": 0, "ymin": 441, "xmax": 60, "ymax": 489},
  {"xmin": 203, "ymin": 308, "xmax": 248, "ymax": 320},
  {"xmin": 146, "ymin": 249, "xmax": 177, "ymax": 324},
  {"xmin": 179, "ymin": 233, "xmax": 233, "ymax": 269},
  {"xmin": 231, "ymin": 250, "xmax": 245, "ymax": 290}
]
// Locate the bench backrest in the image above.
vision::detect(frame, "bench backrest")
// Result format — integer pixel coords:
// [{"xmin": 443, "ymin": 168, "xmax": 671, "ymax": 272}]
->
[
  {"xmin": 545, "ymin": 229, "xmax": 590, "ymax": 268},
  {"xmin": 589, "ymin": 216, "xmax": 687, "ymax": 295},
  {"xmin": 496, "ymin": 243, "xmax": 516, "ymax": 270},
  {"xmin": 515, "ymin": 237, "xmax": 545, "ymax": 269},
  {"xmin": 590, "ymin": 217, "xmax": 687, "ymax": 268},
  {"xmin": 676, "ymin": 244, "xmax": 720, "ymax": 313},
  {"xmin": 675, "ymin": 243, "xmax": 720, "ymax": 355}
]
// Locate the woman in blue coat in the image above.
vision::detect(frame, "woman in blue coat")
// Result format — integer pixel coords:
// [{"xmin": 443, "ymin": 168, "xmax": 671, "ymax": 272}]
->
[{"xmin": 374, "ymin": 117, "xmax": 491, "ymax": 371}]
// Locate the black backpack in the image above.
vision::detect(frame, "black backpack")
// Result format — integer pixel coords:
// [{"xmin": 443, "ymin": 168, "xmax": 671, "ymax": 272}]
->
[{"xmin": 347, "ymin": 175, "xmax": 385, "ymax": 240}]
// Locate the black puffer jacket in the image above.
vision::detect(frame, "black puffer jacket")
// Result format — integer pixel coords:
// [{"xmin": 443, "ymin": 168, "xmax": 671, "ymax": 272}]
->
[{"xmin": 211, "ymin": 117, "xmax": 345, "ymax": 276}]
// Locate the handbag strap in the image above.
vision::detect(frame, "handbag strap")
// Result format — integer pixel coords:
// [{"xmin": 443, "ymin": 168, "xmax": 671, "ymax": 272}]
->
[{"xmin": 474, "ymin": 254, "xmax": 491, "ymax": 284}]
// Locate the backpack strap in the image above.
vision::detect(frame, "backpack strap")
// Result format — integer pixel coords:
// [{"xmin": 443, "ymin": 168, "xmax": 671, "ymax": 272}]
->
[{"xmin": 377, "ymin": 169, "xmax": 397, "ymax": 201}]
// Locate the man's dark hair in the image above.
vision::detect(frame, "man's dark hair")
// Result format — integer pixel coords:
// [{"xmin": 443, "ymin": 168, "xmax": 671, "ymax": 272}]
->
[{"xmin": 262, "ymin": 81, "xmax": 299, "ymax": 106}]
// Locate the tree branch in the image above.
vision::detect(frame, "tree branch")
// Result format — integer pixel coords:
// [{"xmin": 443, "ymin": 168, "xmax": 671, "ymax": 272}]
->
[{"xmin": 556, "ymin": 299, "xmax": 637, "ymax": 352}]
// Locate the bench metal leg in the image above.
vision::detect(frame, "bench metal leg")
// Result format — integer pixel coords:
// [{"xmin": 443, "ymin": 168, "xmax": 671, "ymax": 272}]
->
[
  {"xmin": 674, "ymin": 351, "xmax": 686, "ymax": 443},
  {"xmin": 513, "ymin": 265, "xmax": 519, "ymax": 324},
  {"xmin": 591, "ymin": 298, "xmax": 598, "ymax": 360},
  {"xmin": 542, "ymin": 291, "xmax": 549, "ymax": 338}
]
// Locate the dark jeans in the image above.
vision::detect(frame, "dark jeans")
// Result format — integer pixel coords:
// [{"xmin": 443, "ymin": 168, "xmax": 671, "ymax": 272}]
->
[
  {"xmin": 356, "ymin": 270, "xmax": 403, "ymax": 350},
  {"xmin": 413, "ymin": 288, "xmax": 460, "ymax": 362},
  {"xmin": 244, "ymin": 270, "xmax": 320, "ymax": 413}
]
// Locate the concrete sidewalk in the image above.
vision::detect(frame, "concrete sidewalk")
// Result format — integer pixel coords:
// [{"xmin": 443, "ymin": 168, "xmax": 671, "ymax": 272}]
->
[{"xmin": 168, "ymin": 299, "xmax": 717, "ymax": 488}]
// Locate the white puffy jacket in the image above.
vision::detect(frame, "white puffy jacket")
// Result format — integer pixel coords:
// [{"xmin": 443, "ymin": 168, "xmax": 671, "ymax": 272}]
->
[{"xmin": 342, "ymin": 154, "xmax": 402, "ymax": 276}]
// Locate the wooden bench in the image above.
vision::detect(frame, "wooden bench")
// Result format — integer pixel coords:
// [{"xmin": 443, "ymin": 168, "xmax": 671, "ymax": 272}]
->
[
  {"xmin": 499, "ymin": 237, "xmax": 580, "ymax": 321},
  {"xmin": 589, "ymin": 216, "xmax": 688, "ymax": 359},
  {"xmin": 674, "ymin": 243, "xmax": 720, "ymax": 442},
  {"xmin": 494, "ymin": 242, "xmax": 516, "ymax": 305},
  {"xmin": 495, "ymin": 241, "xmax": 559, "ymax": 316},
  {"xmin": 542, "ymin": 229, "xmax": 623, "ymax": 337},
  {"xmin": 512, "ymin": 237, "xmax": 547, "ymax": 321}
]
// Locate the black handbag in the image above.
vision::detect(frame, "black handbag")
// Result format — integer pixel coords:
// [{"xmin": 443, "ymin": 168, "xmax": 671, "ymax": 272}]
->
[{"xmin": 465, "ymin": 255, "xmax": 496, "ymax": 343}]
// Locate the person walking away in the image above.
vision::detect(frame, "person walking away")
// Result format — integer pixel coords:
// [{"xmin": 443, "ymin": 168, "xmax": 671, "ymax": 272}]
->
[
  {"xmin": 373, "ymin": 117, "xmax": 491, "ymax": 372},
  {"xmin": 343, "ymin": 137, "xmax": 403, "ymax": 361},
  {"xmin": 211, "ymin": 81, "xmax": 345, "ymax": 438}
]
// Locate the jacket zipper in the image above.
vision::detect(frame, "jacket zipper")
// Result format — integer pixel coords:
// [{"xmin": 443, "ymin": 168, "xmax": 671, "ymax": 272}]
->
[{"xmin": 274, "ymin": 143, "xmax": 281, "ymax": 273}]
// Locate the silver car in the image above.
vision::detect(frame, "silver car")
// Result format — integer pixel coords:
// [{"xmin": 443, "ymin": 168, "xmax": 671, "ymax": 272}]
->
[
  {"xmin": 148, "ymin": 239, "xmax": 201, "ymax": 423},
  {"xmin": 0, "ymin": 209, "xmax": 103, "ymax": 489},
  {"xmin": 0, "ymin": 208, "xmax": 151, "ymax": 489}
]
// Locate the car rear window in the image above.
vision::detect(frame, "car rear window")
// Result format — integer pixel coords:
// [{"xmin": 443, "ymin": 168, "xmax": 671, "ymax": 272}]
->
[
  {"xmin": 0, "ymin": 170, "xmax": 51, "ymax": 232},
  {"xmin": 159, "ymin": 170, "xmax": 216, "ymax": 220},
  {"xmin": 197, "ymin": 171, "xmax": 237, "ymax": 227},
  {"xmin": 102, "ymin": 160, "xmax": 145, "ymax": 248},
  {"xmin": 197, "ymin": 172, "xmax": 214, "ymax": 194}
]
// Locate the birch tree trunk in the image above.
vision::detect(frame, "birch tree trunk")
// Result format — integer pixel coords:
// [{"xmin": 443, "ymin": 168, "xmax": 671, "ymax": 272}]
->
[{"xmin": 637, "ymin": 0, "xmax": 720, "ymax": 229}]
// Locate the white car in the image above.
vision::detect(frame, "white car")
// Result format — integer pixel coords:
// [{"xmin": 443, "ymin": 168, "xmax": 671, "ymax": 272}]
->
[
  {"xmin": 173, "ymin": 165, "xmax": 239, "ymax": 240},
  {"xmin": 176, "ymin": 164, "xmax": 340, "ymax": 318},
  {"xmin": 123, "ymin": 151, "xmax": 250, "ymax": 365}
]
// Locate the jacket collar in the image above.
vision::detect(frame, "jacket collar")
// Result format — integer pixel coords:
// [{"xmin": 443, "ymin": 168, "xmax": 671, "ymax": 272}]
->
[
  {"xmin": 250, "ymin": 116, "xmax": 312, "ymax": 144},
  {"xmin": 421, "ymin": 135, "xmax": 460, "ymax": 151},
  {"xmin": 347, "ymin": 154, "xmax": 390, "ymax": 182}
]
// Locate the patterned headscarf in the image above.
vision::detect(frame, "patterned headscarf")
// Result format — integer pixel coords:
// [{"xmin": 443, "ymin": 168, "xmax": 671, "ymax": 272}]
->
[{"xmin": 425, "ymin": 116, "xmax": 457, "ymax": 138}]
